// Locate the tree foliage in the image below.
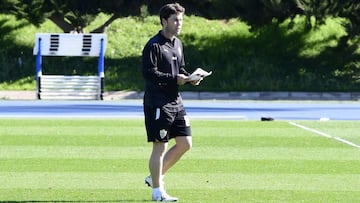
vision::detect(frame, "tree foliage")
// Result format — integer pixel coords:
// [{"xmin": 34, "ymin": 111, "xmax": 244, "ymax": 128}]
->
[
  {"xmin": 0, "ymin": 0, "xmax": 359, "ymax": 36},
  {"xmin": 0, "ymin": 0, "xmax": 143, "ymax": 33}
]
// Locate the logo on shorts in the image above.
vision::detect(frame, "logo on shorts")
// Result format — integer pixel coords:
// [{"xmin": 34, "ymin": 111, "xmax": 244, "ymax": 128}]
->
[
  {"xmin": 184, "ymin": 116, "xmax": 190, "ymax": 127},
  {"xmin": 159, "ymin": 129, "xmax": 167, "ymax": 139}
]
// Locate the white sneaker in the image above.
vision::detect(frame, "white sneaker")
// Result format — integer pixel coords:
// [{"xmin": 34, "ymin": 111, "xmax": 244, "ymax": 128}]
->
[
  {"xmin": 152, "ymin": 191, "xmax": 178, "ymax": 202},
  {"xmin": 145, "ymin": 175, "xmax": 165, "ymax": 188},
  {"xmin": 145, "ymin": 176, "xmax": 153, "ymax": 187}
]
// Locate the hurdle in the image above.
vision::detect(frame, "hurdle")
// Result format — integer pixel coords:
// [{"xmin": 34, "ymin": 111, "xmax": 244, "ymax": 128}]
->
[{"xmin": 33, "ymin": 33, "xmax": 107, "ymax": 100}]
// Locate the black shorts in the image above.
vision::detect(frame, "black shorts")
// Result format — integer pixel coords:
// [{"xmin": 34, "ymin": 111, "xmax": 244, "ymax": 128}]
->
[{"xmin": 144, "ymin": 104, "xmax": 191, "ymax": 142}]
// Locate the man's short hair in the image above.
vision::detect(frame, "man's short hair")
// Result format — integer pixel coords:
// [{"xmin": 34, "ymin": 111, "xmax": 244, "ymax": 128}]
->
[{"xmin": 159, "ymin": 3, "xmax": 185, "ymax": 25}]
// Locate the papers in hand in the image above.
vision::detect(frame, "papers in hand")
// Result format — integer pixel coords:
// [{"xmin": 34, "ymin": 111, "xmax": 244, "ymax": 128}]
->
[{"xmin": 188, "ymin": 68, "xmax": 212, "ymax": 81}]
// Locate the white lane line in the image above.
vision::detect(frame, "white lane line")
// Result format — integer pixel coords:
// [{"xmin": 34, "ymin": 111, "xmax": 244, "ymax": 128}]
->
[
  {"xmin": 289, "ymin": 121, "xmax": 360, "ymax": 149},
  {"xmin": 289, "ymin": 121, "xmax": 332, "ymax": 138},
  {"xmin": 334, "ymin": 137, "xmax": 360, "ymax": 149}
]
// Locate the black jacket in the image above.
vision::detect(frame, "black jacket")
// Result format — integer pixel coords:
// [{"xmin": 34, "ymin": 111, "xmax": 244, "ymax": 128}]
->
[{"xmin": 142, "ymin": 31, "xmax": 189, "ymax": 107}]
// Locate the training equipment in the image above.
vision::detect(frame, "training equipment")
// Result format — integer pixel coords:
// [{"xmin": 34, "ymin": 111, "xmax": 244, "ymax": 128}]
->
[{"xmin": 33, "ymin": 33, "xmax": 107, "ymax": 100}]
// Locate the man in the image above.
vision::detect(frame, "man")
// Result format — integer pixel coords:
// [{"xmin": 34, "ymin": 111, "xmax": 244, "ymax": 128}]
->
[{"xmin": 142, "ymin": 3, "xmax": 201, "ymax": 202}]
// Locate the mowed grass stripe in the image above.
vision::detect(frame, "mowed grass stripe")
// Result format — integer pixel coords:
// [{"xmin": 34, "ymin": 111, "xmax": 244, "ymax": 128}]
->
[
  {"xmin": 1, "ymin": 158, "xmax": 358, "ymax": 174},
  {"xmin": 0, "ymin": 146, "xmax": 149, "ymax": 159},
  {"xmin": 1, "ymin": 146, "xmax": 359, "ymax": 160},
  {"xmin": 0, "ymin": 126, "xmax": 144, "ymax": 137},
  {"xmin": 0, "ymin": 189, "xmax": 131, "ymax": 202},
  {"xmin": 0, "ymin": 172, "xmax": 359, "ymax": 191},
  {"xmin": 194, "ymin": 135, "xmax": 345, "ymax": 148},
  {"xmin": 0, "ymin": 189, "xmax": 359, "ymax": 203},
  {"xmin": 0, "ymin": 159, "xmax": 148, "ymax": 173},
  {"xmin": 0, "ymin": 134, "xmax": 146, "ymax": 147},
  {"xmin": 0, "ymin": 134, "xmax": 343, "ymax": 148},
  {"xmin": 0, "ymin": 118, "xmax": 145, "ymax": 137},
  {"xmin": 0, "ymin": 118, "xmax": 144, "ymax": 127},
  {"xmin": 172, "ymin": 159, "xmax": 360, "ymax": 174}
]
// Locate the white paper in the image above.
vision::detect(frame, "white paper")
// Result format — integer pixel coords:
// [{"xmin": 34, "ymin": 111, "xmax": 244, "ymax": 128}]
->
[{"xmin": 188, "ymin": 68, "xmax": 212, "ymax": 81}]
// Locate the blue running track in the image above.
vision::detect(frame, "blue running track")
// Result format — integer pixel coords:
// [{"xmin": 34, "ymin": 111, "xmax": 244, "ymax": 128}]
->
[{"xmin": 0, "ymin": 100, "xmax": 358, "ymax": 120}]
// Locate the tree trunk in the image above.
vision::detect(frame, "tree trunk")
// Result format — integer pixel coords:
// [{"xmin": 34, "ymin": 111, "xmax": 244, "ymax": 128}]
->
[
  {"xmin": 48, "ymin": 13, "xmax": 74, "ymax": 33},
  {"xmin": 91, "ymin": 13, "xmax": 120, "ymax": 33}
]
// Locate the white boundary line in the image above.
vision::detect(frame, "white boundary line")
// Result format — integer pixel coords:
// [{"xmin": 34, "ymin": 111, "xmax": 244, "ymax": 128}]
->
[{"xmin": 289, "ymin": 121, "xmax": 360, "ymax": 150}]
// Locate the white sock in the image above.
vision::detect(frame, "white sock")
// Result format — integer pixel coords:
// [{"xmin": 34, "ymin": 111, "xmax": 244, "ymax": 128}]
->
[
  {"xmin": 153, "ymin": 187, "xmax": 162, "ymax": 195},
  {"xmin": 160, "ymin": 175, "xmax": 165, "ymax": 191}
]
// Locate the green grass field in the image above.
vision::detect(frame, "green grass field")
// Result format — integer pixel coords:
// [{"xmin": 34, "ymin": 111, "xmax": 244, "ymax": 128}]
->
[{"xmin": 0, "ymin": 119, "xmax": 359, "ymax": 202}]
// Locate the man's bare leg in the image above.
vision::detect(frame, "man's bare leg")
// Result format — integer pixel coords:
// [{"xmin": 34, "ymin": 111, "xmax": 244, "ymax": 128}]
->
[
  {"xmin": 162, "ymin": 136, "xmax": 192, "ymax": 174},
  {"xmin": 149, "ymin": 142, "xmax": 168, "ymax": 189}
]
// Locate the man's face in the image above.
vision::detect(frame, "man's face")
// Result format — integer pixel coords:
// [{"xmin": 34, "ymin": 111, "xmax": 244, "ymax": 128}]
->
[{"xmin": 163, "ymin": 12, "xmax": 183, "ymax": 36}]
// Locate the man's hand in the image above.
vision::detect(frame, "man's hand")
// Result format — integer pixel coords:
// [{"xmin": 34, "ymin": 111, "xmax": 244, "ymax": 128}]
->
[
  {"xmin": 177, "ymin": 74, "xmax": 189, "ymax": 85},
  {"xmin": 189, "ymin": 77, "xmax": 203, "ymax": 86}
]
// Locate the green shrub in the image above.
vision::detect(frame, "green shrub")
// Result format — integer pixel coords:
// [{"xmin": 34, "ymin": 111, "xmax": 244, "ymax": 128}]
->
[{"xmin": 0, "ymin": 13, "xmax": 359, "ymax": 91}]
